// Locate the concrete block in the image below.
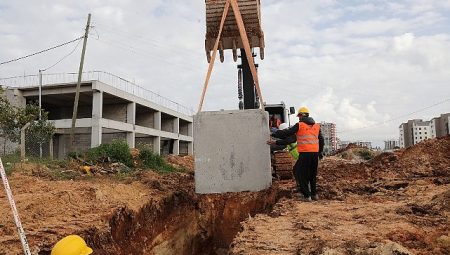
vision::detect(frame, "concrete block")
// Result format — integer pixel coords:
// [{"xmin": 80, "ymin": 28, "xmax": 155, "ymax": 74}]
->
[{"xmin": 194, "ymin": 109, "xmax": 271, "ymax": 194}]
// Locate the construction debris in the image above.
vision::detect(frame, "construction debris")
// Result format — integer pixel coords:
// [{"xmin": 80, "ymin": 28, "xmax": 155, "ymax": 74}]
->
[{"xmin": 165, "ymin": 155, "xmax": 194, "ymax": 172}]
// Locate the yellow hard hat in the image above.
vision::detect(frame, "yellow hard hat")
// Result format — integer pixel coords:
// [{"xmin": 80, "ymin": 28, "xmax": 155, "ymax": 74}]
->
[
  {"xmin": 51, "ymin": 235, "xmax": 93, "ymax": 255},
  {"xmin": 297, "ymin": 107, "xmax": 309, "ymax": 115}
]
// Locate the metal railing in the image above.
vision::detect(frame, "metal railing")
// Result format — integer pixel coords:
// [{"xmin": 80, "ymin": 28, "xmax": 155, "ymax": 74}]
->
[{"xmin": 0, "ymin": 71, "xmax": 194, "ymax": 116}]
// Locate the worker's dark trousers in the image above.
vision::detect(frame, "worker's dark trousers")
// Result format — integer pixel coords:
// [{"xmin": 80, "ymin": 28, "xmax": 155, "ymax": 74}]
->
[
  {"xmin": 293, "ymin": 160, "xmax": 300, "ymax": 189},
  {"xmin": 295, "ymin": 152, "xmax": 319, "ymax": 198}
]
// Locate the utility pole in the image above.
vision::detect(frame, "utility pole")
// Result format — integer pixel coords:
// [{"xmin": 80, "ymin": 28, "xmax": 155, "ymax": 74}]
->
[
  {"xmin": 39, "ymin": 69, "xmax": 42, "ymax": 158},
  {"xmin": 70, "ymin": 13, "xmax": 91, "ymax": 152}
]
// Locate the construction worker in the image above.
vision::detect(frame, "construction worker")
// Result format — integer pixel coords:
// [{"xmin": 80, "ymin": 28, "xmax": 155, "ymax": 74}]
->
[
  {"xmin": 51, "ymin": 235, "xmax": 93, "ymax": 255},
  {"xmin": 268, "ymin": 107, "xmax": 324, "ymax": 201},
  {"xmin": 269, "ymin": 114, "xmax": 281, "ymax": 129},
  {"xmin": 268, "ymin": 123, "xmax": 300, "ymax": 190},
  {"xmin": 278, "ymin": 123, "xmax": 299, "ymax": 160}
]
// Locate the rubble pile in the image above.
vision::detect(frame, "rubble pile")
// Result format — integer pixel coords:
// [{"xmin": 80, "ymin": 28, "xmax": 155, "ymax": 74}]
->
[
  {"xmin": 165, "ymin": 155, "xmax": 195, "ymax": 172},
  {"xmin": 330, "ymin": 143, "xmax": 363, "ymax": 156}
]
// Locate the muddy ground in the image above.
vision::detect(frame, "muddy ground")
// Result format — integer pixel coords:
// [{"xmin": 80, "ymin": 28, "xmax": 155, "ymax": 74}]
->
[{"xmin": 0, "ymin": 137, "xmax": 449, "ymax": 254}]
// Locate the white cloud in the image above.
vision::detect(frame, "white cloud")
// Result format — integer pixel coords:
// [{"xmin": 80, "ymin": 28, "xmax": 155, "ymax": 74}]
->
[
  {"xmin": 0, "ymin": 0, "xmax": 450, "ymax": 146},
  {"xmin": 393, "ymin": 33, "xmax": 415, "ymax": 51}
]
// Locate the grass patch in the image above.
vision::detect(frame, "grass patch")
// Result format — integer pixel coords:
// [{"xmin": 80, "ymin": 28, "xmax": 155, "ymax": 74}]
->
[
  {"xmin": 1, "ymin": 152, "xmax": 21, "ymax": 175},
  {"xmin": 357, "ymin": 149, "xmax": 375, "ymax": 161},
  {"xmin": 139, "ymin": 149, "xmax": 179, "ymax": 173},
  {"xmin": 85, "ymin": 140, "xmax": 133, "ymax": 167}
]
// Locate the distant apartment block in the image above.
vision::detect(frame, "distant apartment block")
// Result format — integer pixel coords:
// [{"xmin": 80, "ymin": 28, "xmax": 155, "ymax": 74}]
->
[
  {"xmin": 399, "ymin": 113, "xmax": 450, "ymax": 148},
  {"xmin": 384, "ymin": 140, "xmax": 399, "ymax": 151},
  {"xmin": 338, "ymin": 140, "xmax": 372, "ymax": 149},
  {"xmin": 1, "ymin": 71, "xmax": 193, "ymax": 159},
  {"xmin": 320, "ymin": 122, "xmax": 337, "ymax": 154},
  {"xmin": 431, "ymin": 113, "xmax": 450, "ymax": 138}
]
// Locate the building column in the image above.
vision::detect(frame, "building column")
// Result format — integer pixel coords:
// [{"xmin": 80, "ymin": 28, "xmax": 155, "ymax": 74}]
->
[
  {"xmin": 127, "ymin": 102, "xmax": 136, "ymax": 124},
  {"xmin": 188, "ymin": 122, "xmax": 193, "ymax": 137},
  {"xmin": 173, "ymin": 139, "xmax": 180, "ymax": 155},
  {"xmin": 91, "ymin": 90, "xmax": 103, "ymax": 147},
  {"xmin": 153, "ymin": 136, "xmax": 161, "ymax": 155},
  {"xmin": 126, "ymin": 102, "xmax": 136, "ymax": 148},
  {"xmin": 187, "ymin": 122, "xmax": 193, "ymax": 155},
  {"xmin": 154, "ymin": 111, "xmax": 161, "ymax": 130},
  {"xmin": 153, "ymin": 111, "xmax": 161, "ymax": 154},
  {"xmin": 174, "ymin": 118, "xmax": 180, "ymax": 134},
  {"xmin": 188, "ymin": 142, "xmax": 193, "ymax": 155}
]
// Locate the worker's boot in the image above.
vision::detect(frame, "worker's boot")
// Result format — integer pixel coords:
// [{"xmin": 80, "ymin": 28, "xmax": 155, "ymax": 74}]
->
[
  {"xmin": 299, "ymin": 196, "xmax": 312, "ymax": 202},
  {"xmin": 312, "ymin": 194, "xmax": 319, "ymax": 201}
]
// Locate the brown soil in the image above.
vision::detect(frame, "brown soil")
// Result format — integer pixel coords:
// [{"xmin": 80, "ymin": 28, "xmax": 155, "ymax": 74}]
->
[
  {"xmin": 1, "ymin": 137, "xmax": 449, "ymax": 254},
  {"xmin": 230, "ymin": 136, "xmax": 450, "ymax": 255},
  {"xmin": 0, "ymin": 163, "xmax": 289, "ymax": 255}
]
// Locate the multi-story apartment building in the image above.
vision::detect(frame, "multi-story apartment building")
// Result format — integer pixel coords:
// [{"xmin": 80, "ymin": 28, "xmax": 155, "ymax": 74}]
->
[
  {"xmin": 399, "ymin": 119, "xmax": 422, "ymax": 148},
  {"xmin": 431, "ymin": 117, "xmax": 439, "ymax": 138},
  {"xmin": 412, "ymin": 121, "xmax": 432, "ymax": 145},
  {"xmin": 431, "ymin": 113, "xmax": 450, "ymax": 138},
  {"xmin": 320, "ymin": 122, "xmax": 337, "ymax": 154},
  {"xmin": 399, "ymin": 124, "xmax": 406, "ymax": 148},
  {"xmin": 399, "ymin": 113, "xmax": 450, "ymax": 148}
]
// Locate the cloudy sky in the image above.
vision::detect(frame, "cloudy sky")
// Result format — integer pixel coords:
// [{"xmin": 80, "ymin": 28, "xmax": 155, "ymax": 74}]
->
[{"xmin": 1, "ymin": 0, "xmax": 449, "ymax": 146}]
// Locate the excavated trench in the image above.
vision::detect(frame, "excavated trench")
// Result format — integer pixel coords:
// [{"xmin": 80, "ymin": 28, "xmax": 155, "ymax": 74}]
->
[{"xmin": 78, "ymin": 182, "xmax": 290, "ymax": 255}]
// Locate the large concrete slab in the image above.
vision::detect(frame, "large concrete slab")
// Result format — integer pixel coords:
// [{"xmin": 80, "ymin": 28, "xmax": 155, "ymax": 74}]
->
[{"xmin": 194, "ymin": 109, "xmax": 272, "ymax": 194}]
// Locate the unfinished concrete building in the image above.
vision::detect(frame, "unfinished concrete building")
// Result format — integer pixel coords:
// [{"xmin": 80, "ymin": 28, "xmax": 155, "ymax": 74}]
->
[{"xmin": 1, "ymin": 72, "xmax": 193, "ymax": 159}]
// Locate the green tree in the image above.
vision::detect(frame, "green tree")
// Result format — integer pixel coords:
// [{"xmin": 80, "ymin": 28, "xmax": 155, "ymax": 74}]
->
[{"xmin": 0, "ymin": 88, "xmax": 55, "ymax": 153}]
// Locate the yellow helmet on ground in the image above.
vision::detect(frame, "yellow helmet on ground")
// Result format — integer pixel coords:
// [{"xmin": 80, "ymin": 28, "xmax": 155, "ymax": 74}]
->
[
  {"xmin": 297, "ymin": 107, "xmax": 309, "ymax": 115},
  {"xmin": 51, "ymin": 235, "xmax": 93, "ymax": 255}
]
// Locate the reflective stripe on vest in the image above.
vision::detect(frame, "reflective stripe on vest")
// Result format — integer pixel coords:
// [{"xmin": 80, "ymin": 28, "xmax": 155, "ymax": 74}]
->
[{"xmin": 296, "ymin": 122, "xmax": 320, "ymax": 152}]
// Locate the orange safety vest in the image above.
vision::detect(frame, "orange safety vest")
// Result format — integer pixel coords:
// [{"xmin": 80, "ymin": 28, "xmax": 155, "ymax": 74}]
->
[{"xmin": 296, "ymin": 122, "xmax": 320, "ymax": 152}]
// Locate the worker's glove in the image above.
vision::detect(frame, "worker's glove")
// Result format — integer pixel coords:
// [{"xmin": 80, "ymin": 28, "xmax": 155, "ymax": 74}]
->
[
  {"xmin": 319, "ymin": 152, "xmax": 324, "ymax": 160},
  {"xmin": 266, "ymin": 138, "xmax": 276, "ymax": 145}
]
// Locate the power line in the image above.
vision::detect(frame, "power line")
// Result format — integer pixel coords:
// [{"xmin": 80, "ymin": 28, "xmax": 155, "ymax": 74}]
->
[
  {"xmin": 93, "ymin": 36, "xmax": 235, "ymax": 83},
  {"xmin": 0, "ymin": 36, "xmax": 84, "ymax": 66},
  {"xmin": 337, "ymin": 98, "xmax": 450, "ymax": 134},
  {"xmin": 42, "ymin": 37, "xmax": 83, "ymax": 71}
]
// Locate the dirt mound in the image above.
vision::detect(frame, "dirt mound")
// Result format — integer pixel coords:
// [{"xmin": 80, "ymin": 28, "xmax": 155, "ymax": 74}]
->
[
  {"xmin": 165, "ymin": 155, "xmax": 194, "ymax": 172},
  {"xmin": 318, "ymin": 136, "xmax": 450, "ymax": 200},
  {"xmin": 371, "ymin": 136, "xmax": 450, "ymax": 179},
  {"xmin": 331, "ymin": 143, "xmax": 360, "ymax": 155}
]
